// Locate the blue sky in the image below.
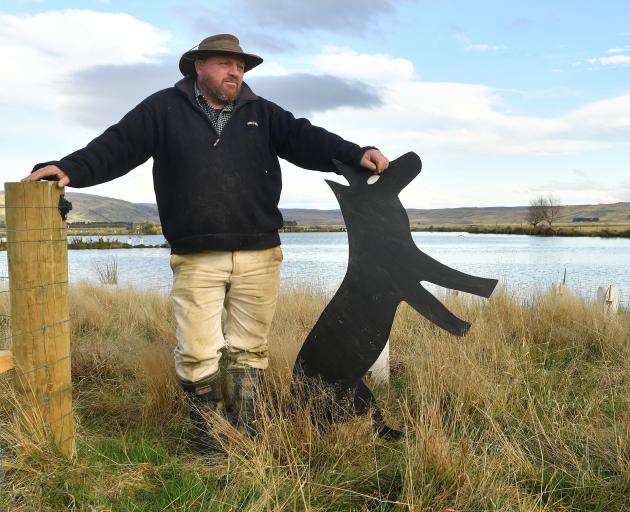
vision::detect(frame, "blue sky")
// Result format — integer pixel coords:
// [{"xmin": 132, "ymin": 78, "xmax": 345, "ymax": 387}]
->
[{"xmin": 2, "ymin": 0, "xmax": 629, "ymax": 209}]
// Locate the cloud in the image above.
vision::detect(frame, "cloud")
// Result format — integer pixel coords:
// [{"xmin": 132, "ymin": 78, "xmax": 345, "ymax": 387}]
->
[
  {"xmin": 3, "ymin": 13, "xmax": 630, "ymax": 209},
  {"xmin": 248, "ymin": 74, "xmax": 382, "ymax": 116},
  {"xmin": 464, "ymin": 43, "xmax": 508, "ymax": 53},
  {"xmin": 0, "ymin": 12, "xmax": 382, "ymax": 131},
  {"xmin": 175, "ymin": 0, "xmax": 397, "ymax": 55},
  {"xmin": 304, "ymin": 46, "xmax": 630, "ymax": 158},
  {"xmin": 239, "ymin": 30, "xmax": 295, "ymax": 53},
  {"xmin": 565, "ymin": 94, "xmax": 630, "ymax": 139},
  {"xmin": 60, "ymin": 60, "xmax": 178, "ymax": 128},
  {"xmin": 527, "ymin": 179, "xmax": 630, "ymax": 205},
  {"xmin": 181, "ymin": 0, "xmax": 394, "ymax": 36},
  {"xmin": 310, "ymin": 46, "xmax": 415, "ymax": 83},
  {"xmin": 61, "ymin": 61, "xmax": 381, "ymax": 128},
  {"xmin": 0, "ymin": 10, "xmax": 169, "ymax": 66},
  {"xmin": 587, "ymin": 55, "xmax": 630, "ymax": 66},
  {"xmin": 498, "ymin": 86, "xmax": 580, "ymax": 100},
  {"xmin": 173, "ymin": 3, "xmax": 296, "ymax": 54},
  {"xmin": 236, "ymin": 0, "xmax": 393, "ymax": 31},
  {"xmin": 452, "ymin": 31, "xmax": 508, "ymax": 54},
  {"xmin": 582, "ymin": 46, "xmax": 630, "ymax": 67},
  {"xmin": 0, "ymin": 10, "xmax": 171, "ymax": 106}
]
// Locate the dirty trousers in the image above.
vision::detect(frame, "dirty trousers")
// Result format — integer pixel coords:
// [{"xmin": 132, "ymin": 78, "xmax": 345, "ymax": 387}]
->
[{"xmin": 170, "ymin": 246, "xmax": 282, "ymax": 383}]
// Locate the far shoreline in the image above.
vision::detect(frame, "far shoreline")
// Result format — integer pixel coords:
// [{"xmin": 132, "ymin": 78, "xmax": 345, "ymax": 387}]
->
[
  {"xmin": 280, "ymin": 223, "xmax": 630, "ymax": 238},
  {"xmin": 1, "ymin": 222, "xmax": 629, "ymax": 252}
]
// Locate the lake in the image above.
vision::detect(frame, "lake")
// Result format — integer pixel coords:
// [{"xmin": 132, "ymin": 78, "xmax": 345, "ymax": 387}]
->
[{"xmin": 1, "ymin": 232, "xmax": 629, "ymax": 305}]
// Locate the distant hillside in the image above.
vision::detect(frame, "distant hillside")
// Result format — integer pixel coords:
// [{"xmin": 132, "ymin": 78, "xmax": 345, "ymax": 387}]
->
[
  {"xmin": 1, "ymin": 191, "xmax": 629, "ymax": 226},
  {"xmin": 279, "ymin": 203, "xmax": 630, "ymax": 226},
  {"xmin": 0, "ymin": 191, "xmax": 161, "ymax": 224}
]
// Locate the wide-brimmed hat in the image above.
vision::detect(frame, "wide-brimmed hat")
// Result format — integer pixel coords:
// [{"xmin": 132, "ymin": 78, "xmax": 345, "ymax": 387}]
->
[{"xmin": 179, "ymin": 34, "xmax": 263, "ymax": 76}]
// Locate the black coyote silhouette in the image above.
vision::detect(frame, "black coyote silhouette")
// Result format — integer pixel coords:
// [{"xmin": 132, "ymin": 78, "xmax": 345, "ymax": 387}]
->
[{"xmin": 292, "ymin": 152, "xmax": 498, "ymax": 439}]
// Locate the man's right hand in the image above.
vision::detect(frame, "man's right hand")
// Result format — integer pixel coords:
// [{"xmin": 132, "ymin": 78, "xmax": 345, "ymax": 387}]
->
[{"xmin": 22, "ymin": 165, "xmax": 70, "ymax": 188}]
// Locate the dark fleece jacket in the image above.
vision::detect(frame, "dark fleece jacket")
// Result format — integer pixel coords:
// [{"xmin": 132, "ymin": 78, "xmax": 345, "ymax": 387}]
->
[{"xmin": 34, "ymin": 77, "xmax": 372, "ymax": 253}]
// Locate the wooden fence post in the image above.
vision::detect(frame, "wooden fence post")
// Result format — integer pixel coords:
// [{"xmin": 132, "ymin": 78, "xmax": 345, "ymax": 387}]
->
[{"xmin": 4, "ymin": 181, "xmax": 75, "ymax": 457}]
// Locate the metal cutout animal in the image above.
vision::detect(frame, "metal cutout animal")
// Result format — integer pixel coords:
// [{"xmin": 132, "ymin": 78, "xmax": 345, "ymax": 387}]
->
[{"xmin": 292, "ymin": 152, "xmax": 498, "ymax": 439}]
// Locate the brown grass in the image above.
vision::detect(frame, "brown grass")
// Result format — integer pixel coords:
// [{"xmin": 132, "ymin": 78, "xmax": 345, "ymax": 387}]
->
[{"xmin": 0, "ymin": 281, "xmax": 628, "ymax": 510}]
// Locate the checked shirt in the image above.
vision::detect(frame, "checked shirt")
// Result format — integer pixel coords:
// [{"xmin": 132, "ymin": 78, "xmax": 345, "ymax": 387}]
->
[{"xmin": 194, "ymin": 81, "xmax": 234, "ymax": 135}]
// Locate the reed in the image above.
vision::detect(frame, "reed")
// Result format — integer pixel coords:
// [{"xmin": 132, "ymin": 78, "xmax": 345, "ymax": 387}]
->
[
  {"xmin": 92, "ymin": 256, "xmax": 119, "ymax": 285},
  {"xmin": 0, "ymin": 282, "xmax": 628, "ymax": 510}
]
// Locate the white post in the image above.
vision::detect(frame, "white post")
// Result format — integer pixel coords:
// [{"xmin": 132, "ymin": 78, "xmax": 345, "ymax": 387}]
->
[
  {"xmin": 597, "ymin": 285, "xmax": 619, "ymax": 313},
  {"xmin": 369, "ymin": 340, "xmax": 390, "ymax": 385}
]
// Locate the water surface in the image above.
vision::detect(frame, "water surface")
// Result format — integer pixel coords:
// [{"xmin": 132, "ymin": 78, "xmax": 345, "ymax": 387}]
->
[{"xmin": 1, "ymin": 232, "xmax": 628, "ymax": 304}]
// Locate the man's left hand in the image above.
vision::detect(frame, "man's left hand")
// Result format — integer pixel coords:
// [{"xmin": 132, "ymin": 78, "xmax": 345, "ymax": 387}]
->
[{"xmin": 360, "ymin": 148, "xmax": 389, "ymax": 174}]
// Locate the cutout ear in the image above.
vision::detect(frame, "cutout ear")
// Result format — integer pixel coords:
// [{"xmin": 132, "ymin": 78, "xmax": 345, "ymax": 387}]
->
[
  {"xmin": 325, "ymin": 179, "xmax": 349, "ymax": 197},
  {"xmin": 332, "ymin": 159, "xmax": 368, "ymax": 187},
  {"xmin": 377, "ymin": 152, "xmax": 422, "ymax": 193},
  {"xmin": 332, "ymin": 153, "xmax": 422, "ymax": 194}
]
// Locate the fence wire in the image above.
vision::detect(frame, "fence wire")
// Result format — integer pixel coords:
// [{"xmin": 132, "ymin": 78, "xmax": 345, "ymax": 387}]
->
[
  {"xmin": 0, "ymin": 200, "xmax": 4, "ymax": 493},
  {"xmin": 0, "ymin": 186, "xmax": 74, "ymax": 463},
  {"xmin": 0, "ymin": 221, "xmax": 7, "ymax": 350},
  {"xmin": 1, "ymin": 201, "xmax": 7, "ymax": 493}
]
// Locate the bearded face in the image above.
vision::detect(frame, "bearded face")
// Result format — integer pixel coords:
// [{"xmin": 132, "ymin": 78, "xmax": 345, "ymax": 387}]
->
[{"xmin": 195, "ymin": 55, "xmax": 245, "ymax": 106}]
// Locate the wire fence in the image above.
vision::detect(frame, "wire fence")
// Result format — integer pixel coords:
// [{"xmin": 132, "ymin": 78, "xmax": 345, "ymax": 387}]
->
[
  {"xmin": 0, "ymin": 181, "xmax": 75, "ymax": 462},
  {"xmin": 0, "ymin": 226, "xmax": 8, "ymax": 349},
  {"xmin": 1, "ymin": 201, "xmax": 6, "ymax": 494}
]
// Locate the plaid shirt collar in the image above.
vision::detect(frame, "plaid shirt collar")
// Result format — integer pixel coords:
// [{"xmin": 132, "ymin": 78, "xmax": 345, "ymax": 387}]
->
[{"xmin": 194, "ymin": 81, "xmax": 235, "ymax": 135}]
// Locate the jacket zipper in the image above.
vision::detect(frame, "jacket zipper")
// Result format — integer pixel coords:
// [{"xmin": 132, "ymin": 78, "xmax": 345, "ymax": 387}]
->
[
  {"xmin": 191, "ymin": 96, "xmax": 249, "ymax": 148},
  {"xmin": 210, "ymin": 101, "xmax": 250, "ymax": 145}
]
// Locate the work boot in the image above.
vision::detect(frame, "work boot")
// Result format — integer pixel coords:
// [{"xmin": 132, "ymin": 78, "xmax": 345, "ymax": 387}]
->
[
  {"xmin": 180, "ymin": 372, "xmax": 225, "ymax": 455},
  {"xmin": 225, "ymin": 367, "xmax": 263, "ymax": 437}
]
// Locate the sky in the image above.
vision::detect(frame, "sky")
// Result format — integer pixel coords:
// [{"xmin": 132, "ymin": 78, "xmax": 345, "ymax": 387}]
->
[{"xmin": 1, "ymin": 0, "xmax": 630, "ymax": 209}]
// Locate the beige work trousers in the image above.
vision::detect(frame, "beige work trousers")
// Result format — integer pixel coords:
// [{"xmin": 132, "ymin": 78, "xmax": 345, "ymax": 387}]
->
[{"xmin": 170, "ymin": 246, "xmax": 282, "ymax": 383}]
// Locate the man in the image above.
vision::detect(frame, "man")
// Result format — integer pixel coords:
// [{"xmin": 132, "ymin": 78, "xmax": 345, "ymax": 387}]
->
[{"xmin": 24, "ymin": 34, "xmax": 389, "ymax": 454}]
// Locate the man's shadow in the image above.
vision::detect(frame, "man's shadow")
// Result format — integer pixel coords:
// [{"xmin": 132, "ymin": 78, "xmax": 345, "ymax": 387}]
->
[{"xmin": 291, "ymin": 152, "xmax": 498, "ymax": 439}]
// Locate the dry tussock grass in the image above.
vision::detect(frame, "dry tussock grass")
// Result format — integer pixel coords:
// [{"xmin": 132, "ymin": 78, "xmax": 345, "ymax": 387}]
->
[{"xmin": 0, "ymin": 281, "xmax": 628, "ymax": 510}]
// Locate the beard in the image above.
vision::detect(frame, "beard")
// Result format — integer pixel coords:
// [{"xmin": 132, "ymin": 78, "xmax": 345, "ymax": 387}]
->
[{"xmin": 197, "ymin": 74, "xmax": 241, "ymax": 105}]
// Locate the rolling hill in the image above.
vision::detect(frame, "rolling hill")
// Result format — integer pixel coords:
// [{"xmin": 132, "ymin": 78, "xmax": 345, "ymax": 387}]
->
[
  {"xmin": 279, "ymin": 204, "xmax": 630, "ymax": 226},
  {"xmin": 1, "ymin": 191, "xmax": 629, "ymax": 226},
  {"xmin": 0, "ymin": 191, "xmax": 161, "ymax": 225}
]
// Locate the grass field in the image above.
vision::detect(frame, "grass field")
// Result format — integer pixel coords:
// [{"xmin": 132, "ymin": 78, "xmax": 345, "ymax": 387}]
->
[
  {"xmin": 409, "ymin": 223, "xmax": 630, "ymax": 238},
  {"xmin": 0, "ymin": 283, "xmax": 628, "ymax": 511}
]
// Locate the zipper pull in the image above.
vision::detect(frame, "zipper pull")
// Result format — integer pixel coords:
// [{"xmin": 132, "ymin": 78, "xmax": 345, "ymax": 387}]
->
[{"xmin": 213, "ymin": 137, "xmax": 221, "ymax": 146}]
